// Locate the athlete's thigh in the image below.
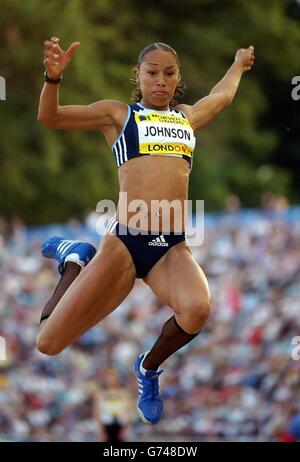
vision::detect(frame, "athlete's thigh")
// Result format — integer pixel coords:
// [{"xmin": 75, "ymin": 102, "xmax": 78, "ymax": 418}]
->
[
  {"xmin": 143, "ymin": 241, "xmax": 210, "ymax": 311},
  {"xmin": 40, "ymin": 234, "xmax": 136, "ymax": 349}
]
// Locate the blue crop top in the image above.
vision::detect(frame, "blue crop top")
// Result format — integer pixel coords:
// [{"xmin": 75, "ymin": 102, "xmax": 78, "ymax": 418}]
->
[{"xmin": 111, "ymin": 102, "xmax": 196, "ymax": 170}]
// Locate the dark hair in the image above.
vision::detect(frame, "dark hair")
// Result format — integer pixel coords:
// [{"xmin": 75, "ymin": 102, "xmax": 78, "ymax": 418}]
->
[{"xmin": 131, "ymin": 43, "xmax": 185, "ymax": 108}]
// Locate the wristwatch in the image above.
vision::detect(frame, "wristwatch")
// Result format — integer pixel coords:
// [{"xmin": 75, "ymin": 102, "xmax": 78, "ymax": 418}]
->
[{"xmin": 44, "ymin": 70, "xmax": 63, "ymax": 84}]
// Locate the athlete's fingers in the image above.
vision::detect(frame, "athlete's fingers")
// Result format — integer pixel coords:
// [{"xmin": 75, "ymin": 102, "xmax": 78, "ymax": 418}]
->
[
  {"xmin": 44, "ymin": 41, "xmax": 60, "ymax": 54},
  {"xmin": 43, "ymin": 58, "xmax": 60, "ymax": 67},
  {"xmin": 44, "ymin": 38, "xmax": 63, "ymax": 56},
  {"xmin": 65, "ymin": 41, "xmax": 80, "ymax": 58},
  {"xmin": 44, "ymin": 40, "xmax": 55, "ymax": 50},
  {"xmin": 44, "ymin": 50, "xmax": 60, "ymax": 59},
  {"xmin": 48, "ymin": 56, "xmax": 60, "ymax": 63}
]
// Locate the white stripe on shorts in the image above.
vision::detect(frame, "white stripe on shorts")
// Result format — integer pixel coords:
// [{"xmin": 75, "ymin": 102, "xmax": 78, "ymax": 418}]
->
[{"xmin": 105, "ymin": 217, "xmax": 118, "ymax": 233}]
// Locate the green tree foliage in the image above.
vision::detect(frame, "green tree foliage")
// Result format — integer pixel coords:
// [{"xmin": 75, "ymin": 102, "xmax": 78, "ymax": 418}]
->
[{"xmin": 0, "ymin": 0, "xmax": 299, "ymax": 223}]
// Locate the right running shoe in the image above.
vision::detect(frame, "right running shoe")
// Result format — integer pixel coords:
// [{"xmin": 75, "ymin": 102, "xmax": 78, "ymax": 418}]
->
[
  {"xmin": 134, "ymin": 352, "xmax": 164, "ymax": 424},
  {"xmin": 41, "ymin": 236, "xmax": 96, "ymax": 274}
]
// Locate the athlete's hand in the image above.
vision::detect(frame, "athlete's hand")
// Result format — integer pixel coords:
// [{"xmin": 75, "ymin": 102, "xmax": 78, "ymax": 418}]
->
[
  {"xmin": 234, "ymin": 46, "xmax": 255, "ymax": 72},
  {"xmin": 43, "ymin": 36, "xmax": 80, "ymax": 79}
]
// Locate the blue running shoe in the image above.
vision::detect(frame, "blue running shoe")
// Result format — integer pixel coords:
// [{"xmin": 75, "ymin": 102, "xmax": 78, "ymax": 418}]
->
[
  {"xmin": 41, "ymin": 236, "xmax": 96, "ymax": 274},
  {"xmin": 134, "ymin": 352, "xmax": 164, "ymax": 424}
]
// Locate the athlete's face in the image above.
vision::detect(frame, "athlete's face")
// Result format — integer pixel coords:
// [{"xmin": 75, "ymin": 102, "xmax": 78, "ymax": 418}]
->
[{"xmin": 137, "ymin": 49, "xmax": 179, "ymax": 110}]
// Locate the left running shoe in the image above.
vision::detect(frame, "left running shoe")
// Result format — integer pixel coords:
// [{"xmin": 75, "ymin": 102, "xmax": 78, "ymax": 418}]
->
[
  {"xmin": 41, "ymin": 236, "xmax": 97, "ymax": 274},
  {"xmin": 134, "ymin": 352, "xmax": 164, "ymax": 424}
]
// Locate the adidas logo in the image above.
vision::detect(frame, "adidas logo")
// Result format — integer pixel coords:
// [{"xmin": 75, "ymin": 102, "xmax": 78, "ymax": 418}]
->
[
  {"xmin": 148, "ymin": 235, "xmax": 169, "ymax": 247},
  {"xmin": 56, "ymin": 240, "xmax": 76, "ymax": 255}
]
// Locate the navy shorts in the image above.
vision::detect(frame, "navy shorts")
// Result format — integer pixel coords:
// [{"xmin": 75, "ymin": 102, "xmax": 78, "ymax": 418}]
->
[{"xmin": 105, "ymin": 217, "xmax": 186, "ymax": 278}]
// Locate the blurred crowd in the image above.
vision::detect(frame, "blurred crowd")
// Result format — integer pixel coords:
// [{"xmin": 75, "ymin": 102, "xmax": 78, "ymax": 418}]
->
[{"xmin": 0, "ymin": 199, "xmax": 300, "ymax": 442}]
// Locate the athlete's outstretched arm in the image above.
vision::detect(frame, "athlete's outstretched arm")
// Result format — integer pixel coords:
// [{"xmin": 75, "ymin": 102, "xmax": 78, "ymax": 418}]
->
[
  {"xmin": 37, "ymin": 37, "xmax": 124, "ymax": 131},
  {"xmin": 177, "ymin": 46, "xmax": 255, "ymax": 131}
]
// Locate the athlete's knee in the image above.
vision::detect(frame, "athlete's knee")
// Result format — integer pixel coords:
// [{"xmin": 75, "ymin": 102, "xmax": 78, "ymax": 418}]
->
[
  {"xmin": 180, "ymin": 295, "xmax": 211, "ymax": 330},
  {"xmin": 36, "ymin": 331, "xmax": 63, "ymax": 356},
  {"xmin": 197, "ymin": 296, "xmax": 211, "ymax": 323}
]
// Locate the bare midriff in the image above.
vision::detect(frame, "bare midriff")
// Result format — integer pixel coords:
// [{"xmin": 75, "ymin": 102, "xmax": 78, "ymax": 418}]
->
[{"xmin": 117, "ymin": 155, "xmax": 190, "ymax": 233}]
